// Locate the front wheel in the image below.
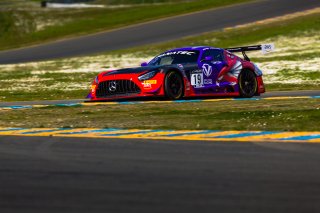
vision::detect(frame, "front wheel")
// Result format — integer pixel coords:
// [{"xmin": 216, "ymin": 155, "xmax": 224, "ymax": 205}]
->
[
  {"xmin": 238, "ymin": 69, "xmax": 257, "ymax": 98},
  {"xmin": 164, "ymin": 71, "xmax": 184, "ymax": 100}
]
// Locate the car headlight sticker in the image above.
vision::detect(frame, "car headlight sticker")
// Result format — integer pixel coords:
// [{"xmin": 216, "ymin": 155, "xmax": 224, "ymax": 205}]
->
[{"xmin": 138, "ymin": 70, "xmax": 157, "ymax": 81}]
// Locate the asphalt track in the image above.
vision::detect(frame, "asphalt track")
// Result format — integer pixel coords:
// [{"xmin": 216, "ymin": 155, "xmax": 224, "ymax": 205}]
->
[
  {"xmin": 0, "ymin": 91, "xmax": 320, "ymax": 212},
  {"xmin": 0, "ymin": 90, "xmax": 319, "ymax": 107},
  {"xmin": 1, "ymin": 0, "xmax": 320, "ymax": 64},
  {"xmin": 1, "ymin": 136, "xmax": 320, "ymax": 213}
]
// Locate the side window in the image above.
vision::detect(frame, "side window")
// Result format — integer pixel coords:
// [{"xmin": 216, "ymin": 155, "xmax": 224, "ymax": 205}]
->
[
  {"xmin": 201, "ymin": 49, "xmax": 224, "ymax": 61},
  {"xmin": 202, "ymin": 50, "xmax": 211, "ymax": 59}
]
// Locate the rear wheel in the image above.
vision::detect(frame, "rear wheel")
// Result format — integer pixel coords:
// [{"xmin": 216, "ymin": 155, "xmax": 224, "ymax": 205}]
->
[
  {"xmin": 164, "ymin": 71, "xmax": 184, "ymax": 100},
  {"xmin": 238, "ymin": 69, "xmax": 257, "ymax": 98}
]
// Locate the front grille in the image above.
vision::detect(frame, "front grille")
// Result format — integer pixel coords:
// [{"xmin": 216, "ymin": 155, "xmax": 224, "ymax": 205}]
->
[{"xmin": 96, "ymin": 80, "xmax": 141, "ymax": 98}]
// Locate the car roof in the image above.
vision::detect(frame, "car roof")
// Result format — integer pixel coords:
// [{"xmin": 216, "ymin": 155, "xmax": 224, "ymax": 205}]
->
[{"xmin": 167, "ymin": 46, "xmax": 223, "ymax": 52}]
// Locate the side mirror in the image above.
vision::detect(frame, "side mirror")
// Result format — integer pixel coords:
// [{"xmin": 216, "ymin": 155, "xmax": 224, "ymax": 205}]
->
[{"xmin": 141, "ymin": 62, "xmax": 148, "ymax": 67}]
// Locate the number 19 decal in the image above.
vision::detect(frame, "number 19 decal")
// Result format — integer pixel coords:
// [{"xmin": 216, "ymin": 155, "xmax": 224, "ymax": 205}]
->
[{"xmin": 191, "ymin": 73, "xmax": 204, "ymax": 88}]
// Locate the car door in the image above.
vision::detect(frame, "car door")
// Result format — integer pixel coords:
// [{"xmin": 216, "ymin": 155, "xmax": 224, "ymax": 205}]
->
[{"xmin": 192, "ymin": 49, "xmax": 226, "ymax": 92}]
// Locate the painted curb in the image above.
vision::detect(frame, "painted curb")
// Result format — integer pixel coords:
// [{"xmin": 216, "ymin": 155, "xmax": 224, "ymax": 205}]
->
[
  {"xmin": 0, "ymin": 96, "xmax": 319, "ymax": 111},
  {"xmin": 0, "ymin": 128, "xmax": 320, "ymax": 143}
]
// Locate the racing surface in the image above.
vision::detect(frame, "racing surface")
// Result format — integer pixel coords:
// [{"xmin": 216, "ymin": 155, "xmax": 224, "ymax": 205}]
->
[
  {"xmin": 1, "ymin": 136, "xmax": 320, "ymax": 213},
  {"xmin": 0, "ymin": 90, "xmax": 319, "ymax": 107},
  {"xmin": 0, "ymin": 0, "xmax": 320, "ymax": 64}
]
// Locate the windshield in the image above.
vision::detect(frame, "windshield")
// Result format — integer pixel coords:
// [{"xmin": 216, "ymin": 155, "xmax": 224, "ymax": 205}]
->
[{"xmin": 148, "ymin": 50, "xmax": 199, "ymax": 66}]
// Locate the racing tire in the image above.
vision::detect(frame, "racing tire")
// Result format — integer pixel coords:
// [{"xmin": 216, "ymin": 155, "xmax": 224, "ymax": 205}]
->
[
  {"xmin": 238, "ymin": 69, "xmax": 258, "ymax": 98},
  {"xmin": 164, "ymin": 71, "xmax": 184, "ymax": 100}
]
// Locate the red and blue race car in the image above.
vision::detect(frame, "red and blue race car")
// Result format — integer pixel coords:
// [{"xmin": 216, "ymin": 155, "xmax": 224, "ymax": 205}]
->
[{"xmin": 88, "ymin": 44, "xmax": 274, "ymax": 101}]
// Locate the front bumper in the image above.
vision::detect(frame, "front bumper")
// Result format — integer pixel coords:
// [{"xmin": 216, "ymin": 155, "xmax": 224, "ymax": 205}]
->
[{"xmin": 89, "ymin": 72, "xmax": 165, "ymax": 101}]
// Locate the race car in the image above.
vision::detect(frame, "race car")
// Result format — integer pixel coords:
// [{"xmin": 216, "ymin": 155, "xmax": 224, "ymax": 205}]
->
[{"xmin": 87, "ymin": 44, "xmax": 274, "ymax": 101}]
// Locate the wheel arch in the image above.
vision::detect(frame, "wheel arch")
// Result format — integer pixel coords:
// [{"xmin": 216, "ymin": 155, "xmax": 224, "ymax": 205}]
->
[
  {"xmin": 238, "ymin": 68, "xmax": 258, "ymax": 98},
  {"xmin": 163, "ymin": 67, "xmax": 185, "ymax": 89},
  {"xmin": 163, "ymin": 68, "xmax": 185, "ymax": 99},
  {"xmin": 164, "ymin": 67, "xmax": 184, "ymax": 78},
  {"xmin": 238, "ymin": 67, "xmax": 257, "ymax": 80}
]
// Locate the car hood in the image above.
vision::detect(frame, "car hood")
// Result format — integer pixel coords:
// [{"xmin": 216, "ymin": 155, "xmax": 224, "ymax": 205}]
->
[{"xmin": 102, "ymin": 66, "xmax": 161, "ymax": 76}]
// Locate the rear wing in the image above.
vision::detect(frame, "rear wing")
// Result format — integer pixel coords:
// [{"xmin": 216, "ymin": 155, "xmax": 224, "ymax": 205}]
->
[{"xmin": 225, "ymin": 43, "xmax": 275, "ymax": 61}]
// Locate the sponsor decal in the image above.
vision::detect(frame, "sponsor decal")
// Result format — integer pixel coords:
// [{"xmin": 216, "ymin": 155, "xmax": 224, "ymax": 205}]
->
[
  {"xmin": 143, "ymin": 80, "xmax": 157, "ymax": 84},
  {"xmin": 261, "ymin": 43, "xmax": 275, "ymax": 54},
  {"xmin": 202, "ymin": 64, "xmax": 212, "ymax": 77},
  {"xmin": 192, "ymin": 69, "xmax": 202, "ymax": 74},
  {"xmin": 157, "ymin": 51, "xmax": 197, "ymax": 58},
  {"xmin": 204, "ymin": 79, "xmax": 213, "ymax": 85},
  {"xmin": 142, "ymin": 83, "xmax": 151, "ymax": 89},
  {"xmin": 142, "ymin": 80, "xmax": 157, "ymax": 89}
]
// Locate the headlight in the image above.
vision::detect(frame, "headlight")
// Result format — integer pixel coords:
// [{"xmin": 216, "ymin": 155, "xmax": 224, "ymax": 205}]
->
[
  {"xmin": 94, "ymin": 76, "xmax": 99, "ymax": 84},
  {"xmin": 138, "ymin": 70, "xmax": 157, "ymax": 81}
]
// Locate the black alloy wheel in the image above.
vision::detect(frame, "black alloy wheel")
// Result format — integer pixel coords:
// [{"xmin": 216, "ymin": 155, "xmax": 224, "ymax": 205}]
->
[
  {"xmin": 164, "ymin": 71, "xmax": 184, "ymax": 100},
  {"xmin": 239, "ymin": 69, "xmax": 258, "ymax": 98}
]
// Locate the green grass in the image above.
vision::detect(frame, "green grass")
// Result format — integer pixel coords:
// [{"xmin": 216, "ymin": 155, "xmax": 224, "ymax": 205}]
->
[
  {"xmin": 1, "ymin": 98, "xmax": 319, "ymax": 131},
  {"xmin": 0, "ymin": 0, "xmax": 251, "ymax": 50},
  {"xmin": 0, "ymin": 68, "xmax": 97, "ymax": 101},
  {"xmin": 266, "ymin": 84, "xmax": 320, "ymax": 91},
  {"xmin": 273, "ymin": 70, "xmax": 320, "ymax": 81},
  {"xmin": 0, "ymin": 90, "xmax": 86, "ymax": 102}
]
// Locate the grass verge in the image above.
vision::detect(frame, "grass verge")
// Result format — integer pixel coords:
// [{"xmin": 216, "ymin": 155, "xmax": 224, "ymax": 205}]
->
[
  {"xmin": 1, "ymin": 98, "xmax": 319, "ymax": 131},
  {"xmin": 0, "ymin": 0, "xmax": 251, "ymax": 50}
]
